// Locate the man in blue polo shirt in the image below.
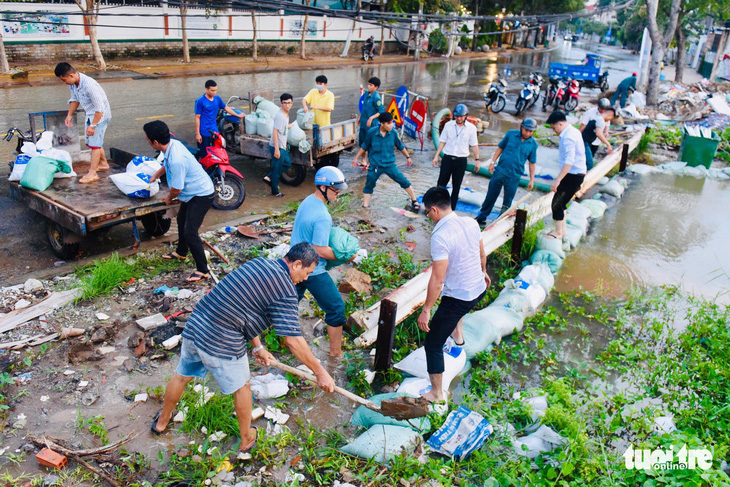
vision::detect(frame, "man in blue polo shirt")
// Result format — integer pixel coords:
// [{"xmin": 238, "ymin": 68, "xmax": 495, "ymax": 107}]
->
[
  {"xmin": 146, "ymin": 120, "xmax": 215, "ymax": 283},
  {"xmin": 351, "ymin": 111, "xmax": 419, "ymax": 211},
  {"xmin": 475, "ymin": 118, "xmax": 539, "ymax": 226},
  {"xmin": 195, "ymin": 80, "xmax": 245, "ymax": 158},
  {"xmin": 150, "ymin": 243, "xmax": 335, "ymax": 452}
]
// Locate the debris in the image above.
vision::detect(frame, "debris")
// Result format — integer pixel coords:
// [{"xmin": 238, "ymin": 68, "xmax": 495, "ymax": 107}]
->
[
  {"xmin": 264, "ymin": 406, "xmax": 290, "ymax": 425},
  {"xmin": 24, "ymin": 279, "xmax": 43, "ymax": 293},
  {"xmin": 390, "ymin": 207, "xmax": 419, "ymax": 219},
  {"xmin": 251, "ymin": 407, "xmax": 265, "ymax": 420},
  {"xmin": 13, "ymin": 413, "xmax": 27, "ymax": 429},
  {"xmin": 0, "ymin": 288, "xmax": 82, "ymax": 334},
  {"xmin": 95, "ymin": 312, "xmax": 110, "ymax": 321},
  {"xmin": 512, "ymin": 424, "xmax": 566, "ymax": 458},
  {"xmin": 128, "ymin": 331, "xmax": 145, "ymax": 349},
  {"xmin": 173, "ymin": 411, "xmax": 186, "ymax": 423},
  {"xmin": 154, "ymin": 285, "xmax": 177, "ymax": 295},
  {"xmin": 404, "ymin": 241, "xmax": 417, "ymax": 252},
  {"xmin": 63, "ymin": 370, "xmax": 75, "ymax": 375},
  {"xmin": 123, "ymin": 358, "xmax": 136, "ymax": 372},
  {"xmin": 14, "ymin": 372, "xmax": 32, "ymax": 385},
  {"xmin": 208, "ymin": 431, "xmax": 227, "ymax": 442},
  {"xmin": 427, "ymin": 406, "xmax": 493, "ymax": 460},
  {"xmin": 338, "ymin": 268, "xmax": 373, "ymax": 294},
  {"xmin": 134, "ymin": 393, "xmax": 148, "ymax": 403},
  {"xmin": 136, "ymin": 313, "xmax": 167, "ymax": 331},
  {"xmin": 98, "ymin": 346, "xmax": 116, "ymax": 355},
  {"xmin": 654, "ymin": 415, "xmax": 677, "ymax": 435},
  {"xmin": 43, "ymin": 474, "xmax": 60, "ymax": 486},
  {"xmin": 0, "ymin": 333, "xmax": 59, "ymax": 351},
  {"xmin": 134, "ymin": 340, "xmax": 147, "ymax": 358},
  {"xmin": 162, "ymin": 334, "xmax": 182, "ymax": 350},
  {"xmin": 90, "ymin": 328, "xmax": 108, "ymax": 343},
  {"xmin": 177, "ymin": 289, "xmax": 194, "ymax": 300},
  {"xmin": 161, "ymin": 297, "xmax": 171, "ymax": 312},
  {"xmin": 36, "ymin": 448, "xmax": 68, "ymax": 469},
  {"xmin": 67, "ymin": 342, "xmax": 104, "ymax": 364},
  {"xmin": 235, "ymin": 453, "xmax": 253, "ymax": 463},
  {"xmin": 204, "ymin": 239, "xmax": 231, "ymax": 264},
  {"xmin": 60, "ymin": 327, "xmax": 85, "ymax": 339},
  {"xmin": 13, "ymin": 299, "xmax": 31, "ymax": 309},
  {"xmin": 250, "ymin": 373, "xmax": 289, "ymax": 399},
  {"xmin": 40, "ymin": 396, "xmax": 49, "ymax": 402},
  {"xmin": 80, "ymin": 393, "xmax": 97, "ymax": 406},
  {"xmin": 78, "ymin": 381, "xmax": 89, "ymax": 388}
]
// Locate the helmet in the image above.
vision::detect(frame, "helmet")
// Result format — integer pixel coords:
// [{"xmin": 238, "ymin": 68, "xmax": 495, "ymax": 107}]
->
[
  {"xmin": 453, "ymin": 104, "xmax": 469, "ymax": 117},
  {"xmin": 521, "ymin": 118, "xmax": 537, "ymax": 131},
  {"xmin": 314, "ymin": 166, "xmax": 348, "ymax": 191},
  {"xmin": 598, "ymin": 98, "xmax": 611, "ymax": 110}
]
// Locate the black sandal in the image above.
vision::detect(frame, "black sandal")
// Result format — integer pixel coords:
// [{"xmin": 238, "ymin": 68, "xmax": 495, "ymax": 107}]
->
[
  {"xmin": 186, "ymin": 272, "xmax": 209, "ymax": 282},
  {"xmin": 151, "ymin": 410, "xmax": 166, "ymax": 435},
  {"xmin": 162, "ymin": 252, "xmax": 187, "ymax": 260},
  {"xmin": 411, "ymin": 200, "xmax": 421, "ymax": 212}
]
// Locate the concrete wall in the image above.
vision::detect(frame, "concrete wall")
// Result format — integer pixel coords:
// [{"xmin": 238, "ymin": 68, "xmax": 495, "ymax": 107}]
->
[{"xmin": 0, "ymin": 3, "xmax": 407, "ymax": 61}]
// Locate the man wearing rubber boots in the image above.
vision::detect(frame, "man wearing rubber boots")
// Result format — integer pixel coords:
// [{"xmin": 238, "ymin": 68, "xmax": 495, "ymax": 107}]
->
[
  {"xmin": 432, "ymin": 104, "xmax": 480, "ymax": 211},
  {"xmin": 150, "ymin": 243, "xmax": 335, "ymax": 453},
  {"xmin": 475, "ymin": 118, "xmax": 538, "ymax": 226},
  {"xmin": 291, "ymin": 167, "xmax": 349, "ymax": 358}
]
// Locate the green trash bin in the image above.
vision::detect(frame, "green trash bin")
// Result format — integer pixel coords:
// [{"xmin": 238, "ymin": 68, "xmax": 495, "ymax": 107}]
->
[{"xmin": 678, "ymin": 128, "xmax": 720, "ymax": 168}]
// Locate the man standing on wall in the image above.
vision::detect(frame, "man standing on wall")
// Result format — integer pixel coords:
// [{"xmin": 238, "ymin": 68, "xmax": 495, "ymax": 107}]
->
[
  {"xmin": 302, "ymin": 75, "xmax": 335, "ymax": 127},
  {"xmin": 195, "ymin": 80, "xmax": 245, "ymax": 158},
  {"xmin": 55, "ymin": 62, "xmax": 111, "ymax": 184}
]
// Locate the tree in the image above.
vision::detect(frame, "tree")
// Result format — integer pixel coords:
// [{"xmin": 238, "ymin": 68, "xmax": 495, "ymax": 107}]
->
[
  {"xmin": 73, "ymin": 0, "xmax": 106, "ymax": 70},
  {"xmin": 300, "ymin": 0, "xmax": 311, "ymax": 59},
  {"xmin": 251, "ymin": 10, "xmax": 258, "ymax": 61},
  {"xmin": 0, "ymin": 31, "xmax": 10, "ymax": 74},
  {"xmin": 644, "ymin": 0, "xmax": 681, "ymax": 105},
  {"xmin": 180, "ymin": 0, "xmax": 191, "ymax": 63}
]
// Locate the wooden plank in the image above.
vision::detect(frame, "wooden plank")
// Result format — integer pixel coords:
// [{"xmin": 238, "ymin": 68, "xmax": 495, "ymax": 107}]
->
[
  {"xmin": 575, "ymin": 129, "xmax": 644, "ymax": 199},
  {"xmin": 0, "ymin": 288, "xmax": 82, "ymax": 334},
  {"xmin": 373, "ymin": 299, "xmax": 397, "ymax": 371},
  {"xmin": 9, "ymin": 183, "xmax": 87, "ymax": 235}
]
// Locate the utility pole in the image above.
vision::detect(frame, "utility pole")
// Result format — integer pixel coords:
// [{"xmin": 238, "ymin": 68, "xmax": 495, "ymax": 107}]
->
[
  {"xmin": 414, "ymin": 2, "xmax": 423, "ymax": 60},
  {"xmin": 472, "ymin": 2, "xmax": 479, "ymax": 52},
  {"xmin": 709, "ymin": 23, "xmax": 729, "ymax": 82}
]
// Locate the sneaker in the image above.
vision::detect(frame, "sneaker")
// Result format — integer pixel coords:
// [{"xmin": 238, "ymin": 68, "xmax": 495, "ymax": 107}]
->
[{"xmin": 475, "ymin": 218, "xmax": 487, "ymax": 228}]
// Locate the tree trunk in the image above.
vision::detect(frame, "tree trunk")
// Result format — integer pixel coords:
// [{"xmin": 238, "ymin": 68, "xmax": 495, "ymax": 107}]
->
[
  {"xmin": 471, "ymin": 3, "xmax": 479, "ymax": 52},
  {"xmin": 0, "ymin": 31, "xmax": 10, "ymax": 74},
  {"xmin": 251, "ymin": 10, "xmax": 258, "ymax": 61},
  {"xmin": 79, "ymin": 0, "xmax": 106, "ymax": 70},
  {"xmin": 300, "ymin": 14, "xmax": 309, "ymax": 59},
  {"xmin": 180, "ymin": 2, "xmax": 190, "ymax": 63},
  {"xmin": 378, "ymin": 0, "xmax": 385, "ymax": 57},
  {"xmin": 675, "ymin": 19, "xmax": 686, "ymax": 83},
  {"xmin": 644, "ymin": 0, "xmax": 681, "ymax": 106}
]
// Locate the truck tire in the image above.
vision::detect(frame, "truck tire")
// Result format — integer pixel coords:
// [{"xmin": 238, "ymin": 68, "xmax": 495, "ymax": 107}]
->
[
  {"xmin": 46, "ymin": 221, "xmax": 80, "ymax": 260},
  {"xmin": 314, "ymin": 153, "xmax": 340, "ymax": 170},
  {"xmin": 140, "ymin": 211, "xmax": 172, "ymax": 236},
  {"xmin": 280, "ymin": 165, "xmax": 307, "ymax": 186}
]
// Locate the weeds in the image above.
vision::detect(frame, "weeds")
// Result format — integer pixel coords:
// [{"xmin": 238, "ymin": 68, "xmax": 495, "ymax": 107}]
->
[
  {"xmin": 75, "ymin": 411, "xmax": 108, "ymax": 444},
  {"xmin": 357, "ymin": 248, "xmax": 421, "ymax": 291}
]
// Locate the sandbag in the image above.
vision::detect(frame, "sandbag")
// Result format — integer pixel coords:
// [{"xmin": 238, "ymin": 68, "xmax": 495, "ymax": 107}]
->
[
  {"xmin": 564, "ymin": 223, "xmax": 583, "ymax": 249},
  {"xmin": 397, "ymin": 377, "xmax": 433, "ymax": 397},
  {"xmin": 244, "ymin": 111, "xmax": 259, "ymax": 135},
  {"xmin": 462, "ymin": 306, "xmax": 524, "ymax": 359},
  {"xmin": 530, "ymin": 250, "xmax": 563, "ymax": 274},
  {"xmin": 297, "ymin": 139, "xmax": 312, "ymax": 153},
  {"xmin": 565, "ymin": 202, "xmax": 593, "ymax": 221},
  {"xmin": 627, "ymin": 163, "xmax": 656, "ymax": 175},
  {"xmin": 350, "ymin": 393, "xmax": 431, "ymax": 433},
  {"xmin": 126, "ymin": 155, "xmax": 162, "ymax": 178},
  {"xmin": 579, "ymin": 199, "xmax": 607, "ymax": 219},
  {"xmin": 502, "ymin": 278, "xmax": 547, "ymax": 312},
  {"xmin": 326, "ymin": 227, "xmax": 360, "ymax": 270},
  {"xmin": 491, "ymin": 288, "xmax": 531, "ymax": 317},
  {"xmin": 426, "ymin": 405, "xmax": 494, "ymax": 461},
  {"xmin": 340, "ymin": 424, "xmax": 421, "ymax": 464},
  {"xmin": 595, "ymin": 192, "xmax": 619, "ymax": 208},
  {"xmin": 110, "ymin": 172, "xmax": 160, "ymax": 198},
  {"xmin": 707, "ymin": 168, "xmax": 730, "ymax": 181},
  {"xmin": 38, "ymin": 148, "xmax": 76, "ymax": 179},
  {"xmin": 253, "ymin": 96, "xmax": 280, "ymax": 119},
  {"xmin": 596, "ymin": 176, "xmax": 609, "ymax": 186},
  {"xmin": 296, "ymin": 108, "xmax": 315, "ymax": 130},
  {"xmin": 394, "ymin": 346, "xmax": 466, "ymax": 392},
  {"xmin": 19, "ymin": 156, "xmax": 69, "ymax": 191},
  {"xmin": 458, "ymin": 188, "xmax": 487, "ymax": 207},
  {"xmin": 536, "ymin": 232, "xmax": 566, "ymax": 259},
  {"xmin": 287, "ymin": 122, "xmax": 307, "ymax": 146},
  {"xmin": 616, "ymin": 178, "xmax": 629, "ymax": 188},
  {"xmin": 600, "ymin": 180, "xmax": 624, "ymax": 197},
  {"xmin": 517, "ymin": 263, "xmax": 555, "ymax": 293},
  {"xmin": 8, "ymin": 154, "xmax": 32, "ymax": 182},
  {"xmin": 658, "ymin": 161, "xmax": 686, "ymax": 173},
  {"xmin": 256, "ymin": 111, "xmax": 274, "ymax": 138},
  {"xmin": 681, "ymin": 165, "xmax": 707, "ymax": 178},
  {"xmin": 565, "ymin": 212, "xmax": 589, "ymax": 234}
]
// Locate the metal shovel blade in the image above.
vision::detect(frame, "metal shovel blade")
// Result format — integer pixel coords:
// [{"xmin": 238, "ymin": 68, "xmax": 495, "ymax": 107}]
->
[{"xmin": 237, "ymin": 225, "xmax": 261, "ymax": 239}]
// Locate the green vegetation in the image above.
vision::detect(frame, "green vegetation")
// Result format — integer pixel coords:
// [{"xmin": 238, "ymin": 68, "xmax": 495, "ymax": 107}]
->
[
  {"xmin": 357, "ymin": 248, "xmax": 421, "ymax": 291},
  {"xmin": 75, "ymin": 411, "xmax": 109, "ymax": 444}
]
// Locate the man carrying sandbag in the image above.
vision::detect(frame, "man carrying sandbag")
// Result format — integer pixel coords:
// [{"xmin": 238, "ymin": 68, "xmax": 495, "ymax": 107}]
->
[
  {"xmin": 263, "ymin": 93, "xmax": 294, "ymax": 198},
  {"xmin": 291, "ymin": 167, "xmax": 349, "ymax": 358},
  {"xmin": 145, "ymin": 120, "xmax": 215, "ymax": 283},
  {"xmin": 302, "ymin": 75, "xmax": 335, "ymax": 127},
  {"xmin": 418, "ymin": 187, "xmax": 489, "ymax": 402},
  {"xmin": 55, "ymin": 62, "xmax": 111, "ymax": 184},
  {"xmin": 150, "ymin": 243, "xmax": 335, "ymax": 452}
]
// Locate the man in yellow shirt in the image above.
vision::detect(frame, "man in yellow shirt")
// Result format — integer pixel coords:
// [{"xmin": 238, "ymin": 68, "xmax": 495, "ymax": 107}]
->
[{"xmin": 302, "ymin": 75, "xmax": 335, "ymax": 127}]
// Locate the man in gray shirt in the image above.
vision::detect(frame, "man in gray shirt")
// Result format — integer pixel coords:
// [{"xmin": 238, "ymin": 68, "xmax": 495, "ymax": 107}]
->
[{"xmin": 264, "ymin": 93, "xmax": 294, "ymax": 198}]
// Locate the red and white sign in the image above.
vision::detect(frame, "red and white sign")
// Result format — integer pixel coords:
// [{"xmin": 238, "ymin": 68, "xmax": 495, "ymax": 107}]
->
[{"xmin": 409, "ymin": 100, "xmax": 427, "ymax": 130}]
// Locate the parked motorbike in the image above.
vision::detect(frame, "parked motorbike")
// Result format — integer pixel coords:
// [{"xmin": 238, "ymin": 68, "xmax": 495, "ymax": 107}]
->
[
  {"xmin": 543, "ymin": 77, "xmax": 580, "ymax": 112},
  {"xmin": 515, "ymin": 73, "xmax": 543, "ymax": 116},
  {"xmin": 176, "ymin": 131, "xmax": 246, "ymax": 211},
  {"xmin": 483, "ymin": 78, "xmax": 508, "ymax": 113},
  {"xmin": 4, "ymin": 126, "xmax": 35, "ymax": 155},
  {"xmin": 217, "ymin": 96, "xmax": 247, "ymax": 153},
  {"xmin": 362, "ymin": 41, "xmax": 376, "ymax": 61},
  {"xmin": 527, "ymin": 73, "xmax": 543, "ymax": 109}
]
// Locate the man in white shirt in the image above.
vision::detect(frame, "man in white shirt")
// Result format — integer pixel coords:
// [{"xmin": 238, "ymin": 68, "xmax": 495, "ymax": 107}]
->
[
  {"xmin": 417, "ymin": 187, "xmax": 490, "ymax": 402},
  {"xmin": 432, "ymin": 104, "xmax": 480, "ymax": 210},
  {"xmin": 545, "ymin": 110, "xmax": 586, "ymax": 241},
  {"xmin": 579, "ymin": 98, "xmax": 613, "ymax": 170}
]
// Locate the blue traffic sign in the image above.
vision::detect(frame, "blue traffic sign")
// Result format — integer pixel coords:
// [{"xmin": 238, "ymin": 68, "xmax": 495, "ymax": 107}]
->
[
  {"xmin": 396, "ymin": 85, "xmax": 409, "ymax": 115},
  {"xmin": 403, "ymin": 117, "xmax": 418, "ymax": 139}
]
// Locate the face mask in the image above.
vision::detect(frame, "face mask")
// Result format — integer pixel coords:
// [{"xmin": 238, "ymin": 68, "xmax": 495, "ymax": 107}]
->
[{"xmin": 316, "ymin": 84, "xmax": 325, "ymax": 91}]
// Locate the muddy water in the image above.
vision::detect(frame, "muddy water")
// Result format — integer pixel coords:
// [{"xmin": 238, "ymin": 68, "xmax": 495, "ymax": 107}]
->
[{"xmin": 557, "ymin": 172, "xmax": 730, "ymax": 303}]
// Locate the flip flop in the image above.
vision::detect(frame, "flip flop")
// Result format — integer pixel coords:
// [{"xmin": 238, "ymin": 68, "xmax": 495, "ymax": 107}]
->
[
  {"xmin": 240, "ymin": 426, "xmax": 258, "ymax": 452},
  {"xmin": 186, "ymin": 272, "xmax": 209, "ymax": 283},
  {"xmin": 410, "ymin": 200, "xmax": 421, "ymax": 212},
  {"xmin": 544, "ymin": 232, "xmax": 561, "ymax": 239},
  {"xmin": 273, "ymin": 193, "xmax": 285, "ymax": 198},
  {"xmin": 151, "ymin": 410, "xmax": 166, "ymax": 435},
  {"xmin": 262, "ymin": 177, "xmax": 271, "ymax": 186},
  {"xmin": 79, "ymin": 174, "xmax": 100, "ymax": 184},
  {"xmin": 162, "ymin": 252, "xmax": 187, "ymax": 261}
]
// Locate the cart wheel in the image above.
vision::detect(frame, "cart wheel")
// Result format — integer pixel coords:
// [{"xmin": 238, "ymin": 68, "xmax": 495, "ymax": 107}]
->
[
  {"xmin": 46, "ymin": 221, "xmax": 80, "ymax": 260},
  {"xmin": 280, "ymin": 165, "xmax": 307, "ymax": 186},
  {"xmin": 140, "ymin": 211, "xmax": 172, "ymax": 236},
  {"xmin": 314, "ymin": 153, "xmax": 340, "ymax": 170}
]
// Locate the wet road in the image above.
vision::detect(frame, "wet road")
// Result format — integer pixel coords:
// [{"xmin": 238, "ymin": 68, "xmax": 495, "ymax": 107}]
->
[{"xmin": 0, "ymin": 41, "xmax": 639, "ymax": 280}]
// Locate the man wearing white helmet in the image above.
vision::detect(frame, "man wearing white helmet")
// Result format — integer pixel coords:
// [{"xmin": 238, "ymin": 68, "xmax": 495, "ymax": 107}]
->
[
  {"xmin": 432, "ymin": 104, "xmax": 480, "ymax": 211},
  {"xmin": 290, "ymin": 166, "xmax": 349, "ymax": 358}
]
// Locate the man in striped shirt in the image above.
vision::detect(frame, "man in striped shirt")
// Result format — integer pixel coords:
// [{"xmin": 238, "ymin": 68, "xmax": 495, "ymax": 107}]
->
[
  {"xmin": 55, "ymin": 62, "xmax": 112, "ymax": 184},
  {"xmin": 151, "ymin": 243, "xmax": 335, "ymax": 452}
]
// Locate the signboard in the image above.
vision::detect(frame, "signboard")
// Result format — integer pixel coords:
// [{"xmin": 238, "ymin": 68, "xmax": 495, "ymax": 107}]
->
[
  {"xmin": 396, "ymin": 85, "xmax": 409, "ymax": 115},
  {"xmin": 386, "ymin": 98, "xmax": 403, "ymax": 126},
  {"xmin": 290, "ymin": 19, "xmax": 317, "ymax": 37},
  {"xmin": 2, "ymin": 13, "xmax": 70, "ymax": 38},
  {"xmin": 409, "ymin": 99, "xmax": 427, "ymax": 130},
  {"xmin": 403, "ymin": 117, "xmax": 418, "ymax": 139},
  {"xmin": 359, "ymin": 93, "xmax": 366, "ymax": 113},
  {"xmin": 184, "ymin": 14, "xmax": 225, "ymax": 38}
]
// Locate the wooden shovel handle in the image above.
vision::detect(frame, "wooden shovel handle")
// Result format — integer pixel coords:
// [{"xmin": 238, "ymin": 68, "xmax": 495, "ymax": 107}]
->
[{"xmin": 269, "ymin": 358, "xmax": 378, "ymax": 410}]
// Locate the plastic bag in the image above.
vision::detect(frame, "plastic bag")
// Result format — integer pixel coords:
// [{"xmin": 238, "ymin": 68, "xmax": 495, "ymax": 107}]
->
[
  {"xmin": 340, "ymin": 424, "xmax": 421, "ymax": 464},
  {"xmin": 253, "ymin": 96, "xmax": 280, "ymax": 119},
  {"xmin": 517, "ymin": 263, "xmax": 555, "ymax": 293},
  {"xmin": 126, "ymin": 155, "xmax": 162, "ymax": 178},
  {"xmin": 600, "ymin": 180, "xmax": 624, "ymax": 197},
  {"xmin": 394, "ymin": 346, "xmax": 466, "ymax": 392},
  {"xmin": 244, "ymin": 111, "xmax": 259, "ymax": 135},
  {"xmin": 288, "ymin": 122, "xmax": 307, "ymax": 146},
  {"xmin": 110, "ymin": 172, "xmax": 160, "ymax": 198},
  {"xmin": 8, "ymin": 154, "xmax": 32, "ymax": 182},
  {"xmin": 19, "ymin": 156, "xmax": 70, "ymax": 191},
  {"xmin": 426, "ymin": 405, "xmax": 494, "ymax": 461},
  {"xmin": 513, "ymin": 425, "xmax": 566, "ymax": 458},
  {"xmin": 491, "ymin": 288, "xmax": 531, "ymax": 317},
  {"xmin": 397, "ymin": 377, "xmax": 433, "ymax": 397},
  {"xmin": 462, "ymin": 306, "xmax": 524, "ymax": 359},
  {"xmin": 530, "ymin": 249, "xmax": 563, "ymax": 274},
  {"xmin": 350, "ymin": 393, "xmax": 431, "ymax": 433},
  {"xmin": 297, "ymin": 139, "xmax": 312, "ymax": 153},
  {"xmin": 536, "ymin": 232, "xmax": 566, "ymax": 259},
  {"xmin": 296, "ymin": 108, "xmax": 315, "ymax": 130},
  {"xmin": 35, "ymin": 131, "xmax": 53, "ymax": 151},
  {"xmin": 256, "ymin": 110, "xmax": 274, "ymax": 138},
  {"xmin": 627, "ymin": 163, "xmax": 656, "ymax": 176},
  {"xmin": 249, "ymin": 373, "xmax": 289, "ymax": 399},
  {"xmin": 326, "ymin": 227, "xmax": 360, "ymax": 270},
  {"xmin": 579, "ymin": 199, "xmax": 607, "ymax": 219}
]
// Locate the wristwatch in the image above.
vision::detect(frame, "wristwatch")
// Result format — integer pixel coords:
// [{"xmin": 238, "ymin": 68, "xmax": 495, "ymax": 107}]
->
[
  {"xmin": 252, "ymin": 345, "xmax": 265, "ymax": 355},
  {"xmin": 90, "ymin": 124, "xmax": 97, "ymax": 129}
]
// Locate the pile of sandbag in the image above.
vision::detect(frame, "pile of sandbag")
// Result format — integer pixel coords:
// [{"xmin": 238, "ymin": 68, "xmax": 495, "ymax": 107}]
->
[
  {"xmin": 627, "ymin": 161, "xmax": 730, "ymax": 181},
  {"xmin": 394, "ymin": 345, "xmax": 466, "ymax": 397},
  {"xmin": 287, "ymin": 122, "xmax": 312, "ymax": 154},
  {"xmin": 110, "ymin": 154, "xmax": 161, "ymax": 199},
  {"xmin": 10, "ymin": 131, "xmax": 77, "ymax": 186}
]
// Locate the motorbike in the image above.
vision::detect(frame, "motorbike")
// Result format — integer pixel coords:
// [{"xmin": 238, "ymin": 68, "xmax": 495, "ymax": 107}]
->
[
  {"xmin": 176, "ymin": 131, "xmax": 246, "ymax": 211},
  {"xmin": 4, "ymin": 126, "xmax": 34, "ymax": 155},
  {"xmin": 362, "ymin": 41, "xmax": 376, "ymax": 61},
  {"xmin": 217, "ymin": 96, "xmax": 248, "ymax": 153},
  {"xmin": 515, "ymin": 73, "xmax": 543, "ymax": 116},
  {"xmin": 543, "ymin": 77, "xmax": 580, "ymax": 112},
  {"xmin": 483, "ymin": 78, "xmax": 508, "ymax": 113}
]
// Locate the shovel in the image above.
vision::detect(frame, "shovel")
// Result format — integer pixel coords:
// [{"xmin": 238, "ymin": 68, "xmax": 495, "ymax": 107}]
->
[{"xmin": 269, "ymin": 359, "xmax": 429, "ymax": 420}]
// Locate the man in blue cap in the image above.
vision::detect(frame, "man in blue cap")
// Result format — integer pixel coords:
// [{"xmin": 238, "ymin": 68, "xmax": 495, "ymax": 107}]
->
[
  {"xmin": 611, "ymin": 73, "xmax": 637, "ymax": 108},
  {"xmin": 475, "ymin": 118, "xmax": 539, "ymax": 226}
]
